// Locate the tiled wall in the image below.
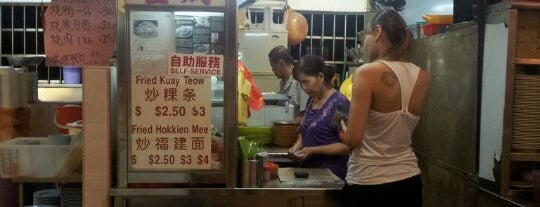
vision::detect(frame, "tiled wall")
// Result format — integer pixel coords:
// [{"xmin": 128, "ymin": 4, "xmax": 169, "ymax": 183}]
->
[{"xmin": 82, "ymin": 67, "xmax": 111, "ymax": 207}]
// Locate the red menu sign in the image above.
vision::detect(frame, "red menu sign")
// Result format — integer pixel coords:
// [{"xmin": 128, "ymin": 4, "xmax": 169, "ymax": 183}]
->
[
  {"xmin": 130, "ymin": 54, "xmax": 222, "ymax": 170},
  {"xmin": 44, "ymin": 0, "xmax": 116, "ymax": 66}
]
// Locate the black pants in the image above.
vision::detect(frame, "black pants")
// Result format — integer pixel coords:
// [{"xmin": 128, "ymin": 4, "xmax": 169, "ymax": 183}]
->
[{"xmin": 343, "ymin": 175, "xmax": 422, "ymax": 207}]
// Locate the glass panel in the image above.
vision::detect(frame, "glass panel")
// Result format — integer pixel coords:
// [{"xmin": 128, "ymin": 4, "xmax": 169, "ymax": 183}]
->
[
  {"xmin": 272, "ymin": 10, "xmax": 284, "ymax": 24},
  {"xmin": 249, "ymin": 9, "xmax": 264, "ymax": 24},
  {"xmin": 129, "ymin": 11, "xmax": 225, "ymax": 172}
]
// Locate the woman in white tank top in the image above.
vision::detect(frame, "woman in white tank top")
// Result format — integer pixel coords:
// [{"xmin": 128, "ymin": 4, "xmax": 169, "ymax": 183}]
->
[{"xmin": 340, "ymin": 9, "xmax": 431, "ymax": 207}]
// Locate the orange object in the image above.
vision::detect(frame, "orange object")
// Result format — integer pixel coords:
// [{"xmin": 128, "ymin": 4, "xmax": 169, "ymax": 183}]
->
[
  {"xmin": 422, "ymin": 24, "xmax": 446, "ymax": 36},
  {"xmin": 263, "ymin": 162, "xmax": 279, "ymax": 181},
  {"xmin": 286, "ymin": 9, "xmax": 308, "ymax": 46},
  {"xmin": 54, "ymin": 105, "xmax": 82, "ymax": 134},
  {"xmin": 422, "ymin": 14, "xmax": 453, "ymax": 24}
]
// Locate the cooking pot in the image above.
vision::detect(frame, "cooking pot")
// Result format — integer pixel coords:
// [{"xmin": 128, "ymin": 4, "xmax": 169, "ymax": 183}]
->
[
  {"xmin": 272, "ymin": 120, "xmax": 298, "ymax": 147},
  {"xmin": 54, "ymin": 105, "xmax": 82, "ymax": 134}
]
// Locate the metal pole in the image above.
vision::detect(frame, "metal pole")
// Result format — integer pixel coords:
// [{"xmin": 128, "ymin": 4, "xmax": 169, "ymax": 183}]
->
[
  {"xmin": 11, "ymin": 6, "xmax": 15, "ymax": 54},
  {"xmin": 332, "ymin": 14, "xmax": 335, "ymax": 61},
  {"xmin": 321, "ymin": 14, "xmax": 324, "ymax": 59},
  {"xmin": 23, "ymin": 6, "xmax": 27, "ymax": 54},
  {"xmin": 309, "ymin": 13, "xmax": 313, "ymax": 54}
]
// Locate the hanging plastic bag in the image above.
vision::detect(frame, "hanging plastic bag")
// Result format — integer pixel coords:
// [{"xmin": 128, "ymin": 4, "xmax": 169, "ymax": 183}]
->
[{"xmin": 238, "ymin": 61, "xmax": 265, "ymax": 111}]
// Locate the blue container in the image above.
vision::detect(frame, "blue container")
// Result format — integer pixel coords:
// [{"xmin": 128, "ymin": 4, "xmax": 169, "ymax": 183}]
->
[{"xmin": 62, "ymin": 66, "xmax": 81, "ymax": 84}]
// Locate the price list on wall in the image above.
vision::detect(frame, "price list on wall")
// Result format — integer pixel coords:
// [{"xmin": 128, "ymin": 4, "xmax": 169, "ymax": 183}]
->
[
  {"xmin": 44, "ymin": 0, "xmax": 116, "ymax": 66},
  {"xmin": 130, "ymin": 54, "xmax": 223, "ymax": 170}
]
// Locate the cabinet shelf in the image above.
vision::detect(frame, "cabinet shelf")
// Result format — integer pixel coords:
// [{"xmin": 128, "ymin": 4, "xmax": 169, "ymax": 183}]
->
[
  {"xmin": 12, "ymin": 176, "xmax": 82, "ymax": 183},
  {"xmin": 510, "ymin": 152, "xmax": 540, "ymax": 161},
  {"xmin": 514, "ymin": 58, "xmax": 540, "ymax": 65},
  {"xmin": 507, "ymin": 189, "xmax": 532, "ymax": 198}
]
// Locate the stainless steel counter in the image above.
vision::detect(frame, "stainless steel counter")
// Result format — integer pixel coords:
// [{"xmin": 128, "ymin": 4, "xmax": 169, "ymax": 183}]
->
[
  {"xmin": 111, "ymin": 186, "xmax": 344, "ymax": 207},
  {"xmin": 262, "ymin": 145, "xmax": 293, "ymax": 163},
  {"xmin": 111, "ymin": 166, "xmax": 345, "ymax": 206}
]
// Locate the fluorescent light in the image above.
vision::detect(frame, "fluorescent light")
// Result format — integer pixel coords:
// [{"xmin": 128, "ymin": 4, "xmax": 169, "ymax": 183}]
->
[
  {"xmin": 433, "ymin": 3, "xmax": 453, "ymax": 13},
  {"xmin": 244, "ymin": 33, "xmax": 270, "ymax": 36}
]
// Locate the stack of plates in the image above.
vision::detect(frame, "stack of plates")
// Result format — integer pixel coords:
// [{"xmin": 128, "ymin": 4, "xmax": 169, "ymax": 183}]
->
[
  {"xmin": 33, "ymin": 189, "xmax": 60, "ymax": 206},
  {"xmin": 512, "ymin": 74, "xmax": 540, "ymax": 153},
  {"xmin": 238, "ymin": 126, "xmax": 272, "ymax": 145},
  {"xmin": 61, "ymin": 185, "xmax": 82, "ymax": 207}
]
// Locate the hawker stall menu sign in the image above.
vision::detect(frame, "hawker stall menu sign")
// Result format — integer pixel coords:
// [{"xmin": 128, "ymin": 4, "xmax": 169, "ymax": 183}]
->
[
  {"xmin": 44, "ymin": 0, "xmax": 116, "ymax": 66},
  {"xmin": 130, "ymin": 54, "xmax": 222, "ymax": 170},
  {"xmin": 127, "ymin": 0, "xmax": 225, "ymax": 6},
  {"xmin": 168, "ymin": 54, "xmax": 223, "ymax": 77},
  {"xmin": 130, "ymin": 11, "xmax": 176, "ymax": 74}
]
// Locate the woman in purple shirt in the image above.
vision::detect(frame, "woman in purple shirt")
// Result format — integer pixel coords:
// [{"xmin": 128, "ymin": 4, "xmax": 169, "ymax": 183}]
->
[{"xmin": 288, "ymin": 55, "xmax": 350, "ymax": 179}]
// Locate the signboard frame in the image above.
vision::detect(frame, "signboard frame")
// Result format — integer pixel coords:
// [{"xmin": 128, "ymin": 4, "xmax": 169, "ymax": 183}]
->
[{"xmin": 115, "ymin": 0, "xmax": 237, "ymax": 187}]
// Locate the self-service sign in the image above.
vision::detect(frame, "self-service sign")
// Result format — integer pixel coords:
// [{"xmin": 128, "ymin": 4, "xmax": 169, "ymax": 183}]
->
[{"xmin": 130, "ymin": 54, "xmax": 222, "ymax": 170}]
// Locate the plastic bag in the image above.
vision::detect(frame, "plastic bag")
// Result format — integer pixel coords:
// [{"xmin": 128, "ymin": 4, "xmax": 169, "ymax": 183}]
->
[{"xmin": 238, "ymin": 61, "xmax": 265, "ymax": 111}]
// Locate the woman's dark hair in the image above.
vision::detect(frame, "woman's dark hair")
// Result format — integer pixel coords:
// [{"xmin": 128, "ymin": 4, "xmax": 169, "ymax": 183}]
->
[
  {"xmin": 369, "ymin": 9, "xmax": 411, "ymax": 60},
  {"xmin": 294, "ymin": 55, "xmax": 335, "ymax": 85},
  {"xmin": 268, "ymin": 45, "xmax": 294, "ymax": 65}
]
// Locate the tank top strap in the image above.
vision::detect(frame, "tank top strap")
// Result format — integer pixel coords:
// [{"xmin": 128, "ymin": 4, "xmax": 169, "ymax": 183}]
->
[{"xmin": 378, "ymin": 60, "xmax": 420, "ymax": 113}]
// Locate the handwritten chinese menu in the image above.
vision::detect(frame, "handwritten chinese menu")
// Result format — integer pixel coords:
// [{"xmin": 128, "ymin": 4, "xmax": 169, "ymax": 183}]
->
[
  {"xmin": 127, "ymin": 0, "xmax": 225, "ymax": 6},
  {"xmin": 44, "ymin": 0, "xmax": 116, "ymax": 66},
  {"xmin": 130, "ymin": 54, "xmax": 223, "ymax": 170}
]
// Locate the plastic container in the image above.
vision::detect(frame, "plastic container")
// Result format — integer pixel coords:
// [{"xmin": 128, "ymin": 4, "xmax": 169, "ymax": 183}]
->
[
  {"xmin": 422, "ymin": 24, "xmax": 446, "ymax": 36},
  {"xmin": 422, "ymin": 14, "xmax": 453, "ymax": 24},
  {"xmin": 263, "ymin": 162, "xmax": 278, "ymax": 181},
  {"xmin": 62, "ymin": 66, "xmax": 81, "ymax": 84},
  {"xmin": 0, "ymin": 137, "xmax": 72, "ymax": 178},
  {"xmin": 47, "ymin": 134, "xmax": 71, "ymax": 145},
  {"xmin": 54, "ymin": 105, "xmax": 82, "ymax": 134}
]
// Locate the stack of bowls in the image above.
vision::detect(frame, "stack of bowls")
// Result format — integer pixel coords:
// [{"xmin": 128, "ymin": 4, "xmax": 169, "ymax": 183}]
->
[
  {"xmin": 33, "ymin": 189, "xmax": 60, "ymax": 206},
  {"xmin": 61, "ymin": 185, "xmax": 82, "ymax": 207}
]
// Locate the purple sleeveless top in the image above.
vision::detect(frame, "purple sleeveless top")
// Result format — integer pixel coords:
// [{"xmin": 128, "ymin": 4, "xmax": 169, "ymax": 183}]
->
[{"xmin": 300, "ymin": 91, "xmax": 349, "ymax": 179}]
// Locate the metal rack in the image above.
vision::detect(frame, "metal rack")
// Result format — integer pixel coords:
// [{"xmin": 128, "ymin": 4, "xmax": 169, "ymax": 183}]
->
[
  {"xmin": 484, "ymin": 1, "xmax": 540, "ymax": 198},
  {"xmin": 248, "ymin": 8, "xmax": 365, "ymax": 81},
  {"xmin": 0, "ymin": 4, "xmax": 66, "ymax": 84},
  {"xmin": 289, "ymin": 12, "xmax": 364, "ymax": 81}
]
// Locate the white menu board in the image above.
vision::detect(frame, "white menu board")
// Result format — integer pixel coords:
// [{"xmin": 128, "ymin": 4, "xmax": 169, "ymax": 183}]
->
[
  {"xmin": 129, "ymin": 23, "xmax": 223, "ymax": 169},
  {"xmin": 130, "ymin": 74, "xmax": 212, "ymax": 170}
]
